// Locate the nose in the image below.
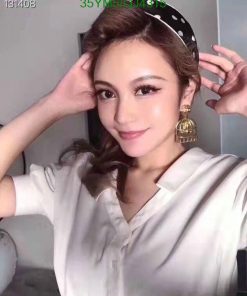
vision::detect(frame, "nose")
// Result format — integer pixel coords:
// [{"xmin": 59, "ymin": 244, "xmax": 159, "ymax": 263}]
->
[{"xmin": 114, "ymin": 98, "xmax": 138, "ymax": 125}]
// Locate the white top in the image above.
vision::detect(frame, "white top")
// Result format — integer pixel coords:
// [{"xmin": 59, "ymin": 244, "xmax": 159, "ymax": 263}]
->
[{"xmin": 12, "ymin": 146, "xmax": 247, "ymax": 296}]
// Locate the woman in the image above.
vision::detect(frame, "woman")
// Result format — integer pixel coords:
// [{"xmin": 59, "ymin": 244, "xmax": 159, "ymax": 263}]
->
[{"xmin": 0, "ymin": 2, "xmax": 247, "ymax": 296}]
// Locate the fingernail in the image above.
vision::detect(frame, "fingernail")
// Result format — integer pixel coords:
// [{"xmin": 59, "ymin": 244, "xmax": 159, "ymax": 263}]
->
[{"xmin": 206, "ymin": 101, "xmax": 212, "ymax": 108}]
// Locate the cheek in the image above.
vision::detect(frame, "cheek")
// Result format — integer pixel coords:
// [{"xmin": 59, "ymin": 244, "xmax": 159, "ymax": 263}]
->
[
  {"xmin": 151, "ymin": 105, "xmax": 164, "ymax": 118},
  {"xmin": 97, "ymin": 104, "xmax": 114, "ymax": 128},
  {"xmin": 150, "ymin": 103, "xmax": 178, "ymax": 125}
]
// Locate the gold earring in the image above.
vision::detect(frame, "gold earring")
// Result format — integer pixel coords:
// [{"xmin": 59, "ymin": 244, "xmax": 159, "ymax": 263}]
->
[{"xmin": 175, "ymin": 105, "xmax": 197, "ymax": 143}]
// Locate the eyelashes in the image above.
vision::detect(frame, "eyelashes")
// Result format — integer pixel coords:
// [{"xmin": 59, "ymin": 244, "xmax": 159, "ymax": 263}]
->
[
  {"xmin": 95, "ymin": 84, "xmax": 161, "ymax": 101},
  {"xmin": 134, "ymin": 84, "xmax": 161, "ymax": 96}
]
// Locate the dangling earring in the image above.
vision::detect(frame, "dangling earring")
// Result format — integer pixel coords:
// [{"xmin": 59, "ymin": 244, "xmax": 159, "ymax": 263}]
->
[{"xmin": 175, "ymin": 104, "xmax": 198, "ymax": 143}]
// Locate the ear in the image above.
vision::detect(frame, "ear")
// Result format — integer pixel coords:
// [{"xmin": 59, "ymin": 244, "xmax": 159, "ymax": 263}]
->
[{"xmin": 179, "ymin": 78, "xmax": 197, "ymax": 109}]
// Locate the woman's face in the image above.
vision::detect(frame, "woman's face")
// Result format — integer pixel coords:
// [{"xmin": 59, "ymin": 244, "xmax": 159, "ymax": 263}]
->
[{"xmin": 93, "ymin": 39, "xmax": 194, "ymax": 163}]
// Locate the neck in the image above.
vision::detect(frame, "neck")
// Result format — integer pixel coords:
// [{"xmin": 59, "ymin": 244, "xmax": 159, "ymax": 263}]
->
[{"xmin": 130, "ymin": 143, "xmax": 188, "ymax": 174}]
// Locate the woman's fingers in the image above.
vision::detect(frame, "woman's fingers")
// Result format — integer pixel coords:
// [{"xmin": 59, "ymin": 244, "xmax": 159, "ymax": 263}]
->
[
  {"xmin": 199, "ymin": 44, "xmax": 245, "ymax": 74},
  {"xmin": 201, "ymin": 76, "xmax": 221, "ymax": 93},
  {"xmin": 199, "ymin": 52, "xmax": 234, "ymax": 73},
  {"xmin": 205, "ymin": 99, "xmax": 218, "ymax": 109},
  {"xmin": 212, "ymin": 44, "xmax": 245, "ymax": 64},
  {"xmin": 199, "ymin": 60, "xmax": 226, "ymax": 80},
  {"xmin": 73, "ymin": 52, "xmax": 93, "ymax": 71},
  {"xmin": 82, "ymin": 57, "xmax": 93, "ymax": 71}
]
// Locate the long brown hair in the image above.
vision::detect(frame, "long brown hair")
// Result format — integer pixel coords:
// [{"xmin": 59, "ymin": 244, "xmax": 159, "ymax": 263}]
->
[{"xmin": 58, "ymin": 6, "xmax": 201, "ymax": 203}]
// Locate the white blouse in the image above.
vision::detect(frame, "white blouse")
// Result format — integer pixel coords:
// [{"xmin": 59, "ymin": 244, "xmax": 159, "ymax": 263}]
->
[{"xmin": 12, "ymin": 146, "xmax": 247, "ymax": 296}]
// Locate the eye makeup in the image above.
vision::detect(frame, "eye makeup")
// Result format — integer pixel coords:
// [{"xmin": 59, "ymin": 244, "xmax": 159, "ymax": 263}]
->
[{"xmin": 95, "ymin": 84, "xmax": 161, "ymax": 101}]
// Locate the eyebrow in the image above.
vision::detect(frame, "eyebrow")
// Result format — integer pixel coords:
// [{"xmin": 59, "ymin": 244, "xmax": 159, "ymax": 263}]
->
[{"xmin": 94, "ymin": 75, "xmax": 167, "ymax": 88}]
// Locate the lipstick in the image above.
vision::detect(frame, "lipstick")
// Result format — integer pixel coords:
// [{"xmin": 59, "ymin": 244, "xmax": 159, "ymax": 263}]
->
[{"xmin": 119, "ymin": 129, "xmax": 148, "ymax": 140}]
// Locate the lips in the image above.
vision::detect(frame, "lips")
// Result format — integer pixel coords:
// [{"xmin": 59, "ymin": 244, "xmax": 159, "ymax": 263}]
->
[
  {"xmin": 119, "ymin": 128, "xmax": 147, "ymax": 133},
  {"xmin": 118, "ymin": 129, "xmax": 148, "ymax": 140}
]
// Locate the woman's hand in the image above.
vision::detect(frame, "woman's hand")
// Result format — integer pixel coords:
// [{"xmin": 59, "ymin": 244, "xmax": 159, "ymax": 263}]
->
[
  {"xmin": 199, "ymin": 44, "xmax": 247, "ymax": 117},
  {"xmin": 47, "ymin": 52, "xmax": 96, "ymax": 118}
]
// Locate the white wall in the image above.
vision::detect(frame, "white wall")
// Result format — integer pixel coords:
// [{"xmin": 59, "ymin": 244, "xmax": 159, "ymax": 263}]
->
[
  {"xmin": 0, "ymin": 0, "xmax": 220, "ymax": 269},
  {"xmin": 217, "ymin": 0, "xmax": 247, "ymax": 158}
]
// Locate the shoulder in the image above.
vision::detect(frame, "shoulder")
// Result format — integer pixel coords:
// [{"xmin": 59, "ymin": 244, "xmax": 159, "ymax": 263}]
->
[
  {"xmin": 193, "ymin": 146, "xmax": 247, "ymax": 178},
  {"xmin": 191, "ymin": 146, "xmax": 243, "ymax": 163}
]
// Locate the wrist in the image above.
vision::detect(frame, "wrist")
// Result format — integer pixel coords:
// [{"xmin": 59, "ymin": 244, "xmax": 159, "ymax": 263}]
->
[{"xmin": 38, "ymin": 93, "xmax": 66, "ymax": 122}]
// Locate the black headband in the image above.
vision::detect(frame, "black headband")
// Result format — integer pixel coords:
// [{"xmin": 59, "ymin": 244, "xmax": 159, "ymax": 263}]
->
[{"xmin": 124, "ymin": 0, "xmax": 199, "ymax": 63}]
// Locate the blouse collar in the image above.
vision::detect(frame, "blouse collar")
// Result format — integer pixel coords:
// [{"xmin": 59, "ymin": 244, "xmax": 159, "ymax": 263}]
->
[
  {"xmin": 155, "ymin": 147, "xmax": 213, "ymax": 192},
  {"xmin": 95, "ymin": 146, "xmax": 213, "ymax": 201}
]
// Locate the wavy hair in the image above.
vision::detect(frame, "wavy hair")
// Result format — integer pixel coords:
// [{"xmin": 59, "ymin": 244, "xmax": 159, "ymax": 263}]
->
[{"xmin": 58, "ymin": 5, "xmax": 201, "ymax": 203}]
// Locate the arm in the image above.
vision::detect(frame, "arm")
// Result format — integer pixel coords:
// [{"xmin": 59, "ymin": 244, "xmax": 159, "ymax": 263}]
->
[
  {"xmin": 0, "ymin": 94, "xmax": 63, "ymax": 218},
  {"xmin": 0, "ymin": 51, "xmax": 95, "ymax": 218},
  {"xmin": 0, "ymin": 95, "xmax": 61, "ymax": 180}
]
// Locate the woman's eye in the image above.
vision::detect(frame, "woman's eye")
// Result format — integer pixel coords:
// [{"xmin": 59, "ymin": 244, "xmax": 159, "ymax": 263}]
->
[
  {"xmin": 95, "ymin": 84, "xmax": 161, "ymax": 101},
  {"xmin": 135, "ymin": 85, "xmax": 161, "ymax": 96},
  {"xmin": 95, "ymin": 89, "xmax": 114, "ymax": 100}
]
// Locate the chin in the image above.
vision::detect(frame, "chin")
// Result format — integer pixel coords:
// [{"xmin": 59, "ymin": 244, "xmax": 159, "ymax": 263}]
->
[{"xmin": 118, "ymin": 144, "xmax": 150, "ymax": 158}]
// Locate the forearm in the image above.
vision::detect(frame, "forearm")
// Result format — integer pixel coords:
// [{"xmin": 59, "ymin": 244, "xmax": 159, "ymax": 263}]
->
[{"xmin": 0, "ymin": 94, "xmax": 61, "ymax": 180}]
